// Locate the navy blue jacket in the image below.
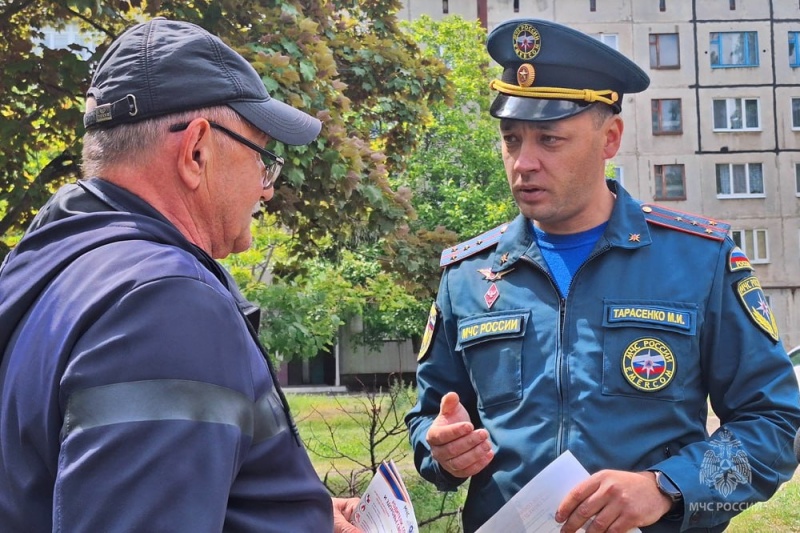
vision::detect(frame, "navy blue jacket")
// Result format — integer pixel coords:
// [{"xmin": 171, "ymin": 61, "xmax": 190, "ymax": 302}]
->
[
  {"xmin": 0, "ymin": 179, "xmax": 332, "ymax": 531},
  {"xmin": 407, "ymin": 180, "xmax": 800, "ymax": 532}
]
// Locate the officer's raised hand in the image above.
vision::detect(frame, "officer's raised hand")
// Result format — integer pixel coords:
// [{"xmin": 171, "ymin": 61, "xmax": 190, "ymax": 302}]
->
[{"xmin": 425, "ymin": 392, "xmax": 494, "ymax": 478}]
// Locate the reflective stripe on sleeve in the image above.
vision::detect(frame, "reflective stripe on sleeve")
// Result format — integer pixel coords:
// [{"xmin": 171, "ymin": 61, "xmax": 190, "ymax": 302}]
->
[{"xmin": 62, "ymin": 379, "xmax": 288, "ymax": 444}]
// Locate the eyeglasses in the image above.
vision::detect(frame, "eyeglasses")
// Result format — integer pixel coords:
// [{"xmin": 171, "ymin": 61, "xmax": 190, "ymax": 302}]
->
[{"xmin": 169, "ymin": 120, "xmax": 284, "ymax": 189}]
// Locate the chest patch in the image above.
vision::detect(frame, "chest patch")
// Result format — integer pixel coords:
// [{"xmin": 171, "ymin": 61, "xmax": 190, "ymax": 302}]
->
[
  {"xmin": 621, "ymin": 337, "xmax": 676, "ymax": 392},
  {"xmin": 606, "ymin": 304, "xmax": 693, "ymax": 333},
  {"xmin": 458, "ymin": 314, "xmax": 524, "ymax": 345}
]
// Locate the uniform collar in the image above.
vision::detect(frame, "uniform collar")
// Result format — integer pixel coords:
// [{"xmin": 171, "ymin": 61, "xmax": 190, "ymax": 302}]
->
[{"xmin": 492, "ymin": 179, "xmax": 651, "ymax": 271}]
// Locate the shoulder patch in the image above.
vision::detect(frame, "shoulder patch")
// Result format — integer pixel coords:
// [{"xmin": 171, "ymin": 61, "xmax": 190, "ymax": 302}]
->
[
  {"xmin": 729, "ymin": 246, "xmax": 753, "ymax": 272},
  {"xmin": 417, "ymin": 302, "xmax": 439, "ymax": 362},
  {"xmin": 641, "ymin": 204, "xmax": 730, "ymax": 241},
  {"xmin": 440, "ymin": 222, "xmax": 510, "ymax": 267},
  {"xmin": 736, "ymin": 275, "xmax": 779, "ymax": 343}
]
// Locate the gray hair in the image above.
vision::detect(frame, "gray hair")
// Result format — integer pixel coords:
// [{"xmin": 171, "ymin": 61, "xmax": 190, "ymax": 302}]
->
[{"xmin": 81, "ymin": 105, "xmax": 245, "ymax": 177}]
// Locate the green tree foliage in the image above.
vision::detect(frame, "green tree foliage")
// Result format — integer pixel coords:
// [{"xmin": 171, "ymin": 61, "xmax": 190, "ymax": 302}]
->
[
  {"xmin": 0, "ymin": 0, "xmax": 450, "ymax": 262},
  {"xmin": 225, "ymin": 217, "xmax": 426, "ymax": 359},
  {"xmin": 398, "ymin": 15, "xmax": 517, "ymax": 240},
  {"xmin": 374, "ymin": 15, "xmax": 517, "ymax": 319}
]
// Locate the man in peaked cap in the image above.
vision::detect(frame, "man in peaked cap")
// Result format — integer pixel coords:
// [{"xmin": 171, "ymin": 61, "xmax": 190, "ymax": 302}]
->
[
  {"xmin": 0, "ymin": 18, "xmax": 362, "ymax": 532},
  {"xmin": 407, "ymin": 18, "xmax": 800, "ymax": 533}
]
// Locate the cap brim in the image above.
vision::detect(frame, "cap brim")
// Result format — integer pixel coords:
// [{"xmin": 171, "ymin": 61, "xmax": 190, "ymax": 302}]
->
[
  {"xmin": 490, "ymin": 94, "xmax": 596, "ymax": 122},
  {"xmin": 229, "ymin": 99, "xmax": 321, "ymax": 146}
]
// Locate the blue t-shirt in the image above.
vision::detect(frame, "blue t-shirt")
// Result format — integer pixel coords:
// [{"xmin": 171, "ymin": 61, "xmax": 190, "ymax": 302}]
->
[{"xmin": 531, "ymin": 221, "xmax": 608, "ymax": 297}]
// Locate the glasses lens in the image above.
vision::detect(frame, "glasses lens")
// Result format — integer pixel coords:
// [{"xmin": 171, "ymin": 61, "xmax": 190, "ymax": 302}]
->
[{"xmin": 263, "ymin": 159, "xmax": 283, "ymax": 189}]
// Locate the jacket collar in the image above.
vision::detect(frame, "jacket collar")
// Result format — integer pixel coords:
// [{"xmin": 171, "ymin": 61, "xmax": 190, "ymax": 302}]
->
[{"xmin": 491, "ymin": 179, "xmax": 651, "ymax": 272}]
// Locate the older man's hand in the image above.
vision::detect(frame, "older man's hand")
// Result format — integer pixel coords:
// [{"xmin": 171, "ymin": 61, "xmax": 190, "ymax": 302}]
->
[{"xmin": 332, "ymin": 497, "xmax": 364, "ymax": 533}]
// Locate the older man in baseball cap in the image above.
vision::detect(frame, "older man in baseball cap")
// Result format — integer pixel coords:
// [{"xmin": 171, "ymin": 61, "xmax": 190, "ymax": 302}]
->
[{"xmin": 0, "ymin": 18, "xmax": 362, "ymax": 532}]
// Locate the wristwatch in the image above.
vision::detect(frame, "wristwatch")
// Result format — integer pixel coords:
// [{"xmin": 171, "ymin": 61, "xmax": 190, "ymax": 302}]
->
[{"xmin": 654, "ymin": 470, "xmax": 684, "ymax": 520}]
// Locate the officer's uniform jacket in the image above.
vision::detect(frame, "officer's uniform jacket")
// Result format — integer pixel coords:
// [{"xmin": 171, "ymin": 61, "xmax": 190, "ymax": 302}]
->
[
  {"xmin": 0, "ymin": 179, "xmax": 333, "ymax": 531},
  {"xmin": 406, "ymin": 180, "xmax": 800, "ymax": 532}
]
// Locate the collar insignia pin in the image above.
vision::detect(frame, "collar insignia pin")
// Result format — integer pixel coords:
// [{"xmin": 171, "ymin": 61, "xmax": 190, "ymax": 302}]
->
[
  {"xmin": 484, "ymin": 283, "xmax": 500, "ymax": 309},
  {"xmin": 477, "ymin": 268, "xmax": 515, "ymax": 281}
]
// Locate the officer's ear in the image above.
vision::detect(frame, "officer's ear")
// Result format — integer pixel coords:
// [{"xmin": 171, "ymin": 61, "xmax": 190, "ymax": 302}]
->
[
  {"xmin": 175, "ymin": 118, "xmax": 213, "ymax": 191},
  {"xmin": 602, "ymin": 115, "xmax": 624, "ymax": 160}
]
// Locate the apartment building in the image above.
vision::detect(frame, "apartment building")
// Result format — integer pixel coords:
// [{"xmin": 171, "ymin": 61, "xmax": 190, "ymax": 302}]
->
[{"xmin": 402, "ymin": 0, "xmax": 800, "ymax": 349}]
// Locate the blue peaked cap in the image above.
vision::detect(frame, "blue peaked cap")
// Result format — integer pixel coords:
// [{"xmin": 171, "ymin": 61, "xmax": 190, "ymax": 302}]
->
[{"xmin": 487, "ymin": 19, "xmax": 650, "ymax": 121}]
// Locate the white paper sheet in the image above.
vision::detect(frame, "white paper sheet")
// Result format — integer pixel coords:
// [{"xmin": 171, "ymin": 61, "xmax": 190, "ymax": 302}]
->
[{"xmin": 476, "ymin": 450, "xmax": 641, "ymax": 533}]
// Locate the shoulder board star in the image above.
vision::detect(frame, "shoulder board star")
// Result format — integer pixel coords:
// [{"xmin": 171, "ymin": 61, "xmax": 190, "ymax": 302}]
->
[
  {"xmin": 628, "ymin": 233, "xmax": 641, "ymax": 242},
  {"xmin": 641, "ymin": 203, "xmax": 730, "ymax": 241},
  {"xmin": 439, "ymin": 222, "xmax": 511, "ymax": 268}
]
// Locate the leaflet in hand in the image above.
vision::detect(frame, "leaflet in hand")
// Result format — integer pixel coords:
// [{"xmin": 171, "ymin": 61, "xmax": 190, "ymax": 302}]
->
[
  {"xmin": 351, "ymin": 460, "xmax": 418, "ymax": 533},
  {"xmin": 476, "ymin": 450, "xmax": 641, "ymax": 533}
]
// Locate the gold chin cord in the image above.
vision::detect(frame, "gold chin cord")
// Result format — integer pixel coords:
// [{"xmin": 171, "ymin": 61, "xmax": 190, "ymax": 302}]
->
[{"xmin": 489, "ymin": 79, "xmax": 619, "ymax": 106}]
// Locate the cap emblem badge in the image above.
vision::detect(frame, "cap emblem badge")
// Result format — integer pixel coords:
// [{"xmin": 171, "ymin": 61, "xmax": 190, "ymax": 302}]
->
[
  {"xmin": 516, "ymin": 64, "xmax": 536, "ymax": 87},
  {"xmin": 512, "ymin": 23, "xmax": 542, "ymax": 60}
]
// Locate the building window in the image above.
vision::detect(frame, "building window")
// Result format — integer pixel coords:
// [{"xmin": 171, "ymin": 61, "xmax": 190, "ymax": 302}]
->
[
  {"xmin": 590, "ymin": 0, "xmax": 596, "ymax": 11},
  {"xmin": 35, "ymin": 23, "xmax": 95, "ymax": 60},
  {"xmin": 792, "ymin": 98, "xmax": 800, "ymax": 130},
  {"xmin": 731, "ymin": 229, "xmax": 769, "ymax": 263},
  {"xmin": 649, "ymin": 33, "xmax": 680, "ymax": 69},
  {"xmin": 710, "ymin": 31, "xmax": 758, "ymax": 67},
  {"xmin": 654, "ymin": 164, "xmax": 686, "ymax": 200},
  {"xmin": 513, "ymin": 0, "xmax": 519, "ymax": 13},
  {"xmin": 591, "ymin": 33, "xmax": 619, "ymax": 51},
  {"xmin": 652, "ymin": 99, "xmax": 682, "ymax": 134},
  {"xmin": 716, "ymin": 163, "xmax": 764, "ymax": 197},
  {"xmin": 442, "ymin": 0, "xmax": 448, "ymax": 14},
  {"xmin": 713, "ymin": 98, "xmax": 760, "ymax": 131},
  {"xmin": 791, "ymin": 32, "xmax": 800, "ymax": 67},
  {"xmin": 795, "ymin": 163, "xmax": 800, "ymax": 195},
  {"xmin": 660, "ymin": 0, "xmax": 666, "ymax": 11},
  {"xmin": 609, "ymin": 164, "xmax": 624, "ymax": 185}
]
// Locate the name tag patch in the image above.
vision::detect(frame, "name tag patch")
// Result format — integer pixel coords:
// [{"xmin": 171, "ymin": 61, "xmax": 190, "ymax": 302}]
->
[
  {"xmin": 458, "ymin": 314, "xmax": 525, "ymax": 345},
  {"xmin": 606, "ymin": 305, "xmax": 692, "ymax": 332}
]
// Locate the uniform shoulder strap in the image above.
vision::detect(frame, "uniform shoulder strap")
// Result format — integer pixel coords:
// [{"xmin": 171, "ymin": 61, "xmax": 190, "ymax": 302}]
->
[
  {"xmin": 642, "ymin": 204, "xmax": 730, "ymax": 241},
  {"xmin": 439, "ymin": 222, "xmax": 511, "ymax": 267}
]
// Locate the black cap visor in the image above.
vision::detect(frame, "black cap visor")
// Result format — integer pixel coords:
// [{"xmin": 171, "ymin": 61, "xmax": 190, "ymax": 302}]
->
[
  {"xmin": 229, "ymin": 99, "xmax": 321, "ymax": 146},
  {"xmin": 489, "ymin": 93, "xmax": 598, "ymax": 122}
]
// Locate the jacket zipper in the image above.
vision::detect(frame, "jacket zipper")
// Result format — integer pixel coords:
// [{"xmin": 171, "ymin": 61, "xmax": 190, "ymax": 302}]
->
[{"xmin": 521, "ymin": 240, "xmax": 612, "ymax": 457}]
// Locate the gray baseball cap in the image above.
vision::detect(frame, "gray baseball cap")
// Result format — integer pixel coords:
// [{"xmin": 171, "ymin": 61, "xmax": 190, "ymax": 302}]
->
[{"xmin": 83, "ymin": 18, "xmax": 321, "ymax": 145}]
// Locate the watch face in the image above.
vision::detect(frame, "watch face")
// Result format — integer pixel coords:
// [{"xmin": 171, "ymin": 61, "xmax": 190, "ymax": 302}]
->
[{"xmin": 656, "ymin": 471, "xmax": 682, "ymax": 501}]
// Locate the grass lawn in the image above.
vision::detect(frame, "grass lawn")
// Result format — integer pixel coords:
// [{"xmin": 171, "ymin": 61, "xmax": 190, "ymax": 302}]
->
[
  {"xmin": 288, "ymin": 392, "xmax": 800, "ymax": 532},
  {"xmin": 727, "ymin": 468, "xmax": 800, "ymax": 531}
]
